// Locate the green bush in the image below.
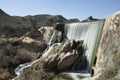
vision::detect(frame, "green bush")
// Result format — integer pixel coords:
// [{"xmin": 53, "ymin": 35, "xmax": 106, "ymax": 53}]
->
[{"xmin": 76, "ymin": 40, "xmax": 84, "ymax": 55}]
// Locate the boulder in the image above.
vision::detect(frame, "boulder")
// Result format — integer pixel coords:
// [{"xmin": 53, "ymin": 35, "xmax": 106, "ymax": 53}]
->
[
  {"xmin": 38, "ymin": 27, "xmax": 54, "ymax": 43},
  {"xmin": 43, "ymin": 43, "xmax": 61, "ymax": 70},
  {"xmin": 43, "ymin": 49, "xmax": 79, "ymax": 71},
  {"xmin": 57, "ymin": 50, "xmax": 79, "ymax": 70},
  {"xmin": 44, "ymin": 53, "xmax": 59, "ymax": 70},
  {"xmin": 54, "ymin": 23, "xmax": 64, "ymax": 42},
  {"xmin": 61, "ymin": 39, "xmax": 77, "ymax": 53},
  {"xmin": 43, "ymin": 39, "xmax": 84, "ymax": 71},
  {"xmin": 56, "ymin": 31, "xmax": 63, "ymax": 42},
  {"xmin": 54, "ymin": 23, "xmax": 64, "ymax": 33},
  {"xmin": 23, "ymin": 37, "xmax": 35, "ymax": 44}
]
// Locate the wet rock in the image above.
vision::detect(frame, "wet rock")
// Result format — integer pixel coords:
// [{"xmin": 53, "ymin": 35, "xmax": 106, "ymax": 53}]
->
[
  {"xmin": 54, "ymin": 23, "xmax": 65, "ymax": 42},
  {"xmin": 56, "ymin": 31, "xmax": 63, "ymax": 42}
]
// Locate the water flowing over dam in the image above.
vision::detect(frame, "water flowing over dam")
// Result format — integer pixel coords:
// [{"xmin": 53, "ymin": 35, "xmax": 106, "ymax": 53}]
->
[{"xmin": 64, "ymin": 20, "xmax": 104, "ymax": 79}]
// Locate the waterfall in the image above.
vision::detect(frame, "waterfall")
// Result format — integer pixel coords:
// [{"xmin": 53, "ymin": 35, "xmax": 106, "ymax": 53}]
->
[
  {"xmin": 12, "ymin": 30, "xmax": 59, "ymax": 80},
  {"xmin": 48, "ymin": 30, "xmax": 57, "ymax": 47},
  {"xmin": 64, "ymin": 20, "xmax": 104, "ymax": 78}
]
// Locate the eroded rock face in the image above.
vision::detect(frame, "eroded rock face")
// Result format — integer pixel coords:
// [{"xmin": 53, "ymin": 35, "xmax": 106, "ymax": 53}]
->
[
  {"xmin": 84, "ymin": 11, "xmax": 120, "ymax": 80},
  {"xmin": 38, "ymin": 27, "xmax": 54, "ymax": 43}
]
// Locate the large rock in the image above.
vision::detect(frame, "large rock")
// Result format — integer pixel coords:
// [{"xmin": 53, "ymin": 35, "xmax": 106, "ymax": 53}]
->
[
  {"xmin": 84, "ymin": 11, "xmax": 120, "ymax": 80},
  {"xmin": 43, "ymin": 39, "xmax": 84, "ymax": 71},
  {"xmin": 43, "ymin": 43, "xmax": 61, "ymax": 70},
  {"xmin": 57, "ymin": 50, "xmax": 79, "ymax": 70},
  {"xmin": 55, "ymin": 31, "xmax": 63, "ymax": 42},
  {"xmin": 43, "ymin": 50, "xmax": 79, "ymax": 71},
  {"xmin": 44, "ymin": 53, "xmax": 59, "ymax": 70},
  {"xmin": 61, "ymin": 39, "xmax": 77, "ymax": 53},
  {"xmin": 23, "ymin": 37, "xmax": 35, "ymax": 44},
  {"xmin": 38, "ymin": 27, "xmax": 54, "ymax": 43},
  {"xmin": 54, "ymin": 23, "xmax": 64, "ymax": 33},
  {"xmin": 54, "ymin": 23, "xmax": 65, "ymax": 42}
]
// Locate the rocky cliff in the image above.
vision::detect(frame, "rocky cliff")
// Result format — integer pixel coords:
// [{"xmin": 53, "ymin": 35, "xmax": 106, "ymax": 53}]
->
[
  {"xmin": 82, "ymin": 11, "xmax": 120, "ymax": 80},
  {"xmin": 93, "ymin": 11, "xmax": 120, "ymax": 80}
]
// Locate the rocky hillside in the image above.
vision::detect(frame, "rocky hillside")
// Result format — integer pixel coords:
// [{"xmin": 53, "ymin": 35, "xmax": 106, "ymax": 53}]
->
[
  {"xmin": 0, "ymin": 9, "xmax": 80, "ymax": 38},
  {"xmin": 0, "ymin": 9, "xmax": 79, "ymax": 80},
  {"xmin": 0, "ymin": 9, "xmax": 80, "ymax": 80}
]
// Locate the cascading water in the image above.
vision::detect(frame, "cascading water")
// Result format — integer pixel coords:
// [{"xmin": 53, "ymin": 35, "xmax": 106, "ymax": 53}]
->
[
  {"xmin": 12, "ymin": 30, "xmax": 58, "ymax": 80},
  {"xmin": 64, "ymin": 20, "xmax": 104, "ymax": 79},
  {"xmin": 47, "ymin": 30, "xmax": 57, "ymax": 47}
]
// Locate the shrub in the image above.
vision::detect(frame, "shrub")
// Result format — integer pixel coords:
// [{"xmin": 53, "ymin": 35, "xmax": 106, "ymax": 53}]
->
[{"xmin": 76, "ymin": 40, "xmax": 84, "ymax": 55}]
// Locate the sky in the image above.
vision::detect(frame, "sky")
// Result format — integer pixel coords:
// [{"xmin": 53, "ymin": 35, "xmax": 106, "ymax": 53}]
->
[{"xmin": 0, "ymin": 0, "xmax": 120, "ymax": 20}]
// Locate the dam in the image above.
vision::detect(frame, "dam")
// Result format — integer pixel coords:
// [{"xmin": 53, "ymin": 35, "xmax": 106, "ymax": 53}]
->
[{"xmin": 64, "ymin": 20, "xmax": 104, "ymax": 79}]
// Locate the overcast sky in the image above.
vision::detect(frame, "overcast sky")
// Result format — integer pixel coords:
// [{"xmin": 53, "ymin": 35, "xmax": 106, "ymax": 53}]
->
[{"xmin": 0, "ymin": 0, "xmax": 120, "ymax": 20}]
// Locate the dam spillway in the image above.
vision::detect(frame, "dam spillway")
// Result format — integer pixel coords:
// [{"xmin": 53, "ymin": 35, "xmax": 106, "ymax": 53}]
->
[{"xmin": 64, "ymin": 20, "xmax": 105, "ymax": 73}]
